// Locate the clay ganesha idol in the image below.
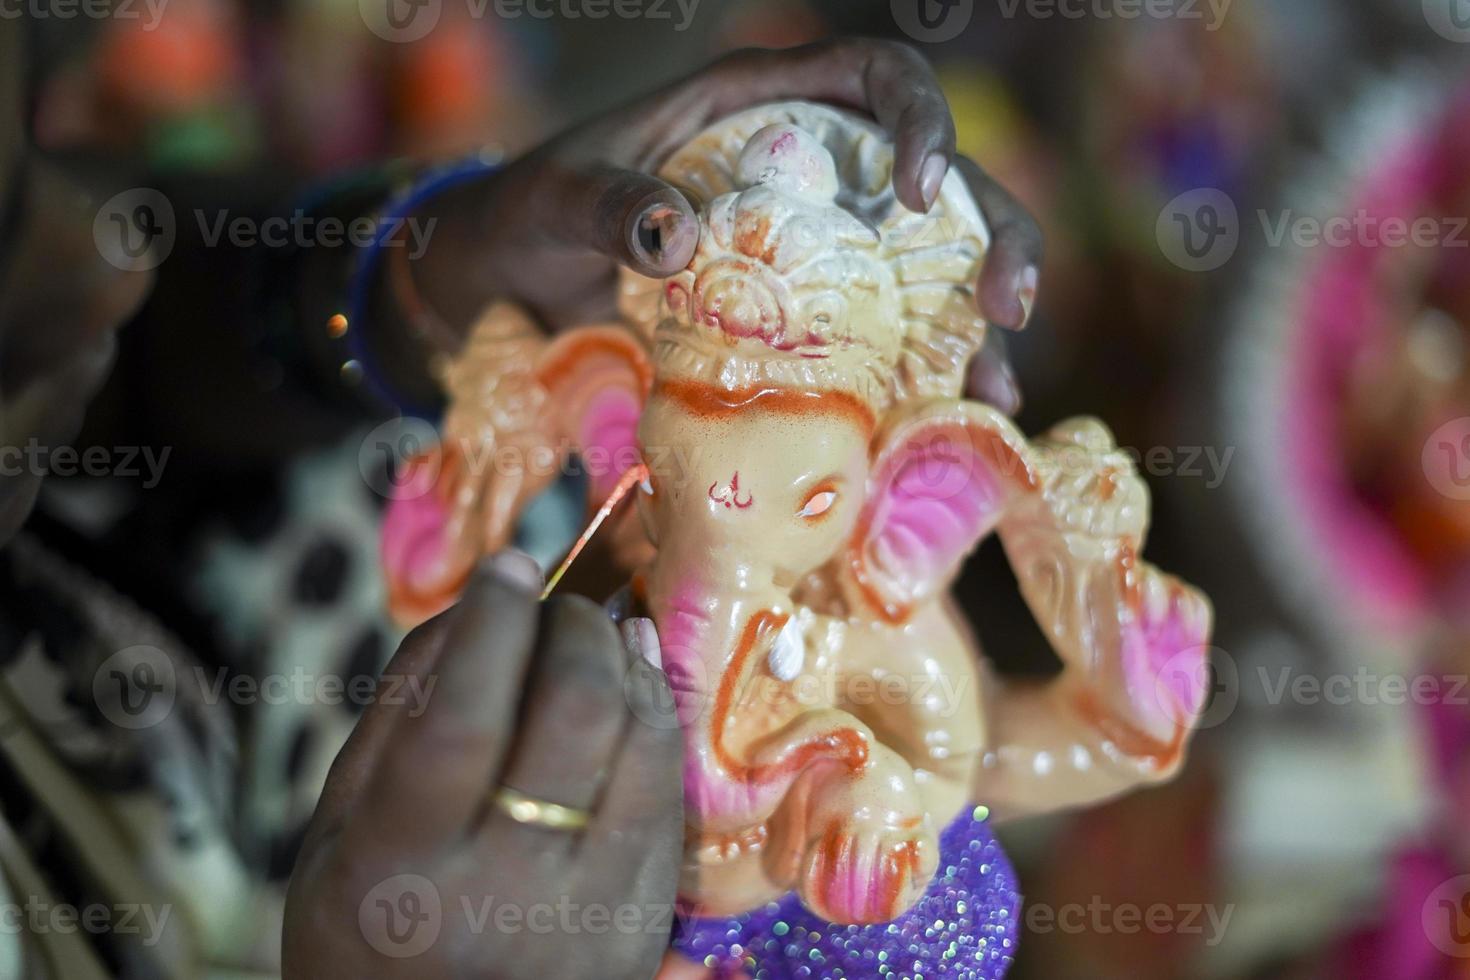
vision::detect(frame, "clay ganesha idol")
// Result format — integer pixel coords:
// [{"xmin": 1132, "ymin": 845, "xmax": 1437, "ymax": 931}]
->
[{"xmin": 382, "ymin": 103, "xmax": 1214, "ymax": 926}]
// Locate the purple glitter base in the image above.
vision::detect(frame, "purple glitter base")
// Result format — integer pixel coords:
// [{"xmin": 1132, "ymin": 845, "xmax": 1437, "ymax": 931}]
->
[{"xmin": 672, "ymin": 809, "xmax": 1019, "ymax": 979}]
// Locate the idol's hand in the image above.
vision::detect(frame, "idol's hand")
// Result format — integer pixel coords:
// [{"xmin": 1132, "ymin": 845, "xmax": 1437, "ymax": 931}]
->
[
  {"xmin": 412, "ymin": 38, "xmax": 1042, "ymax": 412},
  {"xmin": 283, "ymin": 550, "xmax": 682, "ymax": 980}
]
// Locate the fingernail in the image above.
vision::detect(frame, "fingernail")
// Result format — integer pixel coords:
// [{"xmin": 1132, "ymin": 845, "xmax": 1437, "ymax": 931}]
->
[
  {"xmin": 603, "ymin": 585, "xmax": 633, "ymax": 623},
  {"xmin": 631, "ymin": 204, "xmax": 690, "ymax": 270},
  {"xmin": 484, "ymin": 548, "xmax": 543, "ymax": 594},
  {"xmin": 919, "ymin": 153, "xmax": 947, "ymax": 212},
  {"xmin": 619, "ymin": 617, "xmax": 662, "ymax": 671},
  {"xmin": 1016, "ymin": 265, "xmax": 1039, "ymax": 328}
]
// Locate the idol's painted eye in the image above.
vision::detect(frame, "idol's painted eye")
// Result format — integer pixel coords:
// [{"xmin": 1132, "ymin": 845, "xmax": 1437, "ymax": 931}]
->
[{"xmin": 797, "ymin": 489, "xmax": 837, "ymax": 519}]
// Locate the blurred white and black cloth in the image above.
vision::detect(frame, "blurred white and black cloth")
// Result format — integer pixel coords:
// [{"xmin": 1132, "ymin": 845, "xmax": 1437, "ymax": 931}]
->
[
  {"xmin": 0, "ymin": 435, "xmax": 403, "ymax": 979},
  {"xmin": 0, "ymin": 426, "xmax": 585, "ymax": 979}
]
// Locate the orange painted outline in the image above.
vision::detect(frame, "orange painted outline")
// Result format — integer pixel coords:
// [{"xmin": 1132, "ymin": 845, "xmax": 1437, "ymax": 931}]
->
[
  {"xmin": 536, "ymin": 328, "xmax": 653, "ymax": 397},
  {"xmin": 848, "ymin": 421, "xmax": 1038, "ymax": 624},
  {"xmin": 711, "ymin": 610, "xmax": 868, "ymax": 784},
  {"xmin": 797, "ymin": 479, "xmax": 842, "ymax": 523},
  {"xmin": 1074, "ymin": 686, "xmax": 1187, "ymax": 770},
  {"xmin": 807, "ymin": 819, "xmax": 924, "ymax": 923},
  {"xmin": 657, "ymin": 378, "xmax": 875, "ymax": 434}
]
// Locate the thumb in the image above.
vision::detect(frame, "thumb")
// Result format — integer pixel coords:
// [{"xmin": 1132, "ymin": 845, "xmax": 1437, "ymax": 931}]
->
[{"xmin": 547, "ymin": 164, "xmax": 698, "ymax": 277}]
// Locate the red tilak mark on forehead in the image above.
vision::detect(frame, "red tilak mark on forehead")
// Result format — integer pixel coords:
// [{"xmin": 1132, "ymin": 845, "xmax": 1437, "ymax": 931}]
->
[{"xmin": 708, "ymin": 472, "xmax": 753, "ymax": 510}]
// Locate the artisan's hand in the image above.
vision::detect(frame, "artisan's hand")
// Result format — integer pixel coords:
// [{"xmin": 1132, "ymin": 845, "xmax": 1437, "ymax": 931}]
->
[
  {"xmin": 413, "ymin": 38, "xmax": 1042, "ymax": 412},
  {"xmin": 283, "ymin": 551, "xmax": 682, "ymax": 980}
]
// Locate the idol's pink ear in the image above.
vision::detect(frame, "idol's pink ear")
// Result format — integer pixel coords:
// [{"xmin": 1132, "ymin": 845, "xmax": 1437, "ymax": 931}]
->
[
  {"xmin": 846, "ymin": 402, "xmax": 1038, "ymax": 623},
  {"xmin": 382, "ymin": 325, "xmax": 650, "ymax": 627},
  {"xmin": 382, "ymin": 444, "xmax": 477, "ymax": 627},
  {"xmin": 536, "ymin": 326, "xmax": 653, "ymax": 502}
]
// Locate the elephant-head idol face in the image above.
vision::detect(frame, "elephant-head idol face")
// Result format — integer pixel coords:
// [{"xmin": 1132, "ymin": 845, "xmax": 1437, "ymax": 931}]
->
[
  {"xmin": 635, "ymin": 382, "xmax": 871, "ymax": 591},
  {"xmin": 610, "ymin": 115, "xmax": 1012, "ymax": 923},
  {"xmin": 381, "ymin": 103, "xmax": 1215, "ymax": 929}
]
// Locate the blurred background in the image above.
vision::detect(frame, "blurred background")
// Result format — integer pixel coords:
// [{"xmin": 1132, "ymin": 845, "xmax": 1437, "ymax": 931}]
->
[{"xmin": 11, "ymin": 0, "xmax": 1470, "ymax": 977}]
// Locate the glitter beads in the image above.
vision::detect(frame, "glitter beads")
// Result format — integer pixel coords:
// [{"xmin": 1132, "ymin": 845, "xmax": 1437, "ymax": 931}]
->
[{"xmin": 673, "ymin": 810, "xmax": 1019, "ymax": 979}]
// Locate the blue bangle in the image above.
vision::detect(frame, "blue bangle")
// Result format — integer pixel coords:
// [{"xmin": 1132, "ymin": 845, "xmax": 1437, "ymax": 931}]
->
[{"xmin": 343, "ymin": 151, "xmax": 501, "ymax": 417}]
